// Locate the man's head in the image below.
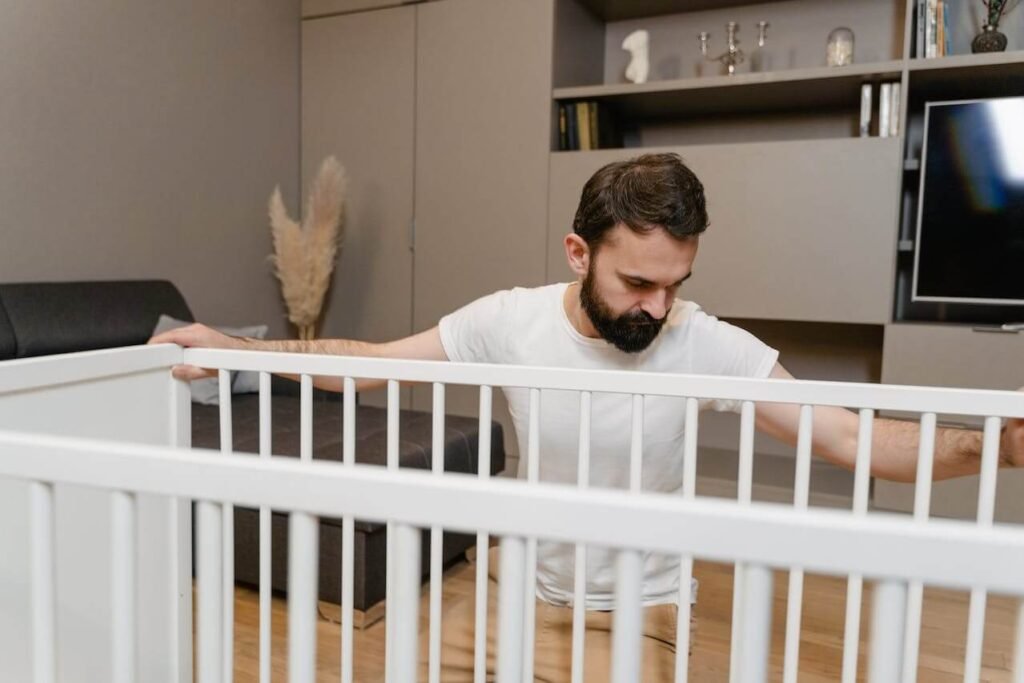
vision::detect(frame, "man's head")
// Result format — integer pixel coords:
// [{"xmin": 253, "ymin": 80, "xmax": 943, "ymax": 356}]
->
[{"xmin": 565, "ymin": 153, "xmax": 708, "ymax": 353}]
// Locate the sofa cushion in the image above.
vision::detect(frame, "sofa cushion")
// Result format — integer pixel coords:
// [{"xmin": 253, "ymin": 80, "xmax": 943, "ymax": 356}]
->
[
  {"xmin": 0, "ymin": 280, "xmax": 194, "ymax": 358},
  {"xmin": 0, "ymin": 299, "xmax": 14, "ymax": 360},
  {"xmin": 191, "ymin": 393, "xmax": 506, "ymax": 532}
]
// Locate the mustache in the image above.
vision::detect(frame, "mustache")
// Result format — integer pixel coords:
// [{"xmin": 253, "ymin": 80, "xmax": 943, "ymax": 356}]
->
[{"xmin": 620, "ymin": 310, "xmax": 663, "ymax": 326}]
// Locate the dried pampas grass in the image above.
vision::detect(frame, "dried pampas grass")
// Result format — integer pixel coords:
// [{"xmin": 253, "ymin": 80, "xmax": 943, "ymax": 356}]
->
[{"xmin": 269, "ymin": 156, "xmax": 348, "ymax": 340}]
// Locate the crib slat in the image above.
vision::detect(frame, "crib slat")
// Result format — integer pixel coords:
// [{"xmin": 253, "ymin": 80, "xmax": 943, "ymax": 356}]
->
[
  {"xmin": 522, "ymin": 388, "xmax": 541, "ymax": 683},
  {"xmin": 497, "ymin": 536, "xmax": 526, "ymax": 683},
  {"xmin": 841, "ymin": 408, "xmax": 874, "ymax": 683},
  {"xmin": 572, "ymin": 391, "xmax": 592, "ymax": 683},
  {"xmin": 341, "ymin": 377, "xmax": 356, "ymax": 683},
  {"xmin": 385, "ymin": 379, "xmax": 400, "ymax": 683},
  {"xmin": 729, "ymin": 401, "xmax": 755, "ymax": 683},
  {"xmin": 428, "ymin": 383, "xmax": 446, "ymax": 683},
  {"xmin": 675, "ymin": 397, "xmax": 700, "ymax": 683},
  {"xmin": 736, "ymin": 564, "xmax": 773, "ymax": 683},
  {"xmin": 111, "ymin": 491, "xmax": 136, "ymax": 683},
  {"xmin": 289, "ymin": 512, "xmax": 319, "ymax": 683},
  {"xmin": 258, "ymin": 372, "xmax": 272, "ymax": 683},
  {"xmin": 392, "ymin": 523, "xmax": 422, "ymax": 683},
  {"xmin": 197, "ymin": 500, "xmax": 223, "ymax": 683},
  {"xmin": 218, "ymin": 369, "xmax": 235, "ymax": 683},
  {"xmin": 30, "ymin": 481, "xmax": 57, "ymax": 683},
  {"xmin": 870, "ymin": 580, "xmax": 908, "ymax": 683},
  {"xmin": 963, "ymin": 416, "xmax": 1003, "ymax": 683},
  {"xmin": 783, "ymin": 404, "xmax": 814, "ymax": 683},
  {"xmin": 611, "ymin": 550, "xmax": 643, "ymax": 683},
  {"xmin": 475, "ymin": 385, "xmax": 494, "ymax": 683},
  {"xmin": 629, "ymin": 394, "xmax": 644, "ymax": 491},
  {"xmin": 301, "ymin": 374, "xmax": 313, "ymax": 462},
  {"xmin": 902, "ymin": 412, "xmax": 937, "ymax": 683}
]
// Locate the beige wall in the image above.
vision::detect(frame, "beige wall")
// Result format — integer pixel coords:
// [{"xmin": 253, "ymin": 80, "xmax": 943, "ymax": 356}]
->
[{"xmin": 0, "ymin": 1, "xmax": 300, "ymax": 336}]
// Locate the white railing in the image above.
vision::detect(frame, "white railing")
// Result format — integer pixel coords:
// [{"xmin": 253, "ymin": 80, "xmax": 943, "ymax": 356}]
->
[
  {"xmin": 179, "ymin": 347, "xmax": 1024, "ymax": 683},
  {"xmin": 4, "ymin": 430, "xmax": 1024, "ymax": 683},
  {"xmin": 2, "ymin": 344, "xmax": 1023, "ymax": 683}
]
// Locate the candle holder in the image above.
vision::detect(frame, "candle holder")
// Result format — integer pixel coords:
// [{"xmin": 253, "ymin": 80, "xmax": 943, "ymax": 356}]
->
[{"xmin": 699, "ymin": 22, "xmax": 769, "ymax": 75}]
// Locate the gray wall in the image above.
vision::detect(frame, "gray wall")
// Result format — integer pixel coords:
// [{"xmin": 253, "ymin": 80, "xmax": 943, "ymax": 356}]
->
[{"xmin": 0, "ymin": 1, "xmax": 300, "ymax": 336}]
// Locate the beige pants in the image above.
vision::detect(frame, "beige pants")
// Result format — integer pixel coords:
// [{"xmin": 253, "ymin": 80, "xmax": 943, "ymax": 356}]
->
[{"xmin": 420, "ymin": 549, "xmax": 691, "ymax": 683}]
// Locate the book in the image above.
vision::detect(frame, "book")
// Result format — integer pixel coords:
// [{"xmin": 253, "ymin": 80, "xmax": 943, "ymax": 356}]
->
[
  {"xmin": 916, "ymin": 0, "xmax": 927, "ymax": 58},
  {"xmin": 879, "ymin": 83, "xmax": 892, "ymax": 138},
  {"xmin": 944, "ymin": 1, "xmax": 951, "ymax": 56},
  {"xmin": 860, "ymin": 84, "xmax": 873, "ymax": 137},
  {"xmin": 588, "ymin": 101, "xmax": 598, "ymax": 150},
  {"xmin": 558, "ymin": 103, "xmax": 568, "ymax": 151},
  {"xmin": 926, "ymin": 0, "xmax": 937, "ymax": 58},
  {"xmin": 577, "ymin": 101, "xmax": 591, "ymax": 151},
  {"xmin": 566, "ymin": 102, "xmax": 578, "ymax": 151},
  {"xmin": 889, "ymin": 82, "xmax": 902, "ymax": 137},
  {"xmin": 937, "ymin": 0, "xmax": 945, "ymax": 57}
]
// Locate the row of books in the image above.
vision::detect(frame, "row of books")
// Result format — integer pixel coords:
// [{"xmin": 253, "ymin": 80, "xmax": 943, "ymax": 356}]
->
[
  {"xmin": 860, "ymin": 81, "xmax": 902, "ymax": 138},
  {"xmin": 917, "ymin": 0, "xmax": 953, "ymax": 58},
  {"xmin": 557, "ymin": 101, "xmax": 622, "ymax": 151}
]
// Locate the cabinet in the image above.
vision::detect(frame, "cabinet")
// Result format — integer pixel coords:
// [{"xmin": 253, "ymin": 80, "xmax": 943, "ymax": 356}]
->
[
  {"xmin": 301, "ymin": 6, "xmax": 416, "ymax": 346},
  {"xmin": 302, "ymin": 0, "xmax": 553, "ymax": 446},
  {"xmin": 875, "ymin": 323, "xmax": 1024, "ymax": 521}
]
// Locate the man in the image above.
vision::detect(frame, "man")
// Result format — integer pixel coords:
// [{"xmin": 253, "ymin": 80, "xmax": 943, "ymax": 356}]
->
[{"xmin": 153, "ymin": 153, "xmax": 1023, "ymax": 681}]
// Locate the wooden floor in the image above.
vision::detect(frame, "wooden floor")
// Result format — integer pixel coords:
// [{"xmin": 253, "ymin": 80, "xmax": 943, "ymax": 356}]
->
[{"xmin": 224, "ymin": 559, "xmax": 1018, "ymax": 682}]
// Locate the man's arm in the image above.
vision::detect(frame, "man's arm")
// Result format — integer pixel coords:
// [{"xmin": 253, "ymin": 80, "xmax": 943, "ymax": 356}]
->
[
  {"xmin": 754, "ymin": 363, "xmax": 1024, "ymax": 482},
  {"xmin": 148, "ymin": 323, "xmax": 449, "ymax": 392}
]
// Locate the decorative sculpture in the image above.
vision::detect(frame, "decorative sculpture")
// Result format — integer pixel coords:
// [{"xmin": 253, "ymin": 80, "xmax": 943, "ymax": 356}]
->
[{"xmin": 622, "ymin": 29, "xmax": 650, "ymax": 84}]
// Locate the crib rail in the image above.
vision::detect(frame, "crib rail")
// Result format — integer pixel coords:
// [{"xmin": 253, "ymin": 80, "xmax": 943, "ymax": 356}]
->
[
  {"xmin": 7, "ymin": 345, "xmax": 1022, "ymax": 683},
  {"xmin": 5, "ymin": 430, "xmax": 1024, "ymax": 683}
]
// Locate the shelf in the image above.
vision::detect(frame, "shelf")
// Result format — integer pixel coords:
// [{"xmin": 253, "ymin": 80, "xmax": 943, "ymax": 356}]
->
[
  {"xmin": 574, "ymin": 0, "xmax": 778, "ymax": 22},
  {"xmin": 553, "ymin": 61, "xmax": 905, "ymax": 118},
  {"xmin": 907, "ymin": 51, "xmax": 1024, "ymax": 99},
  {"xmin": 907, "ymin": 50, "xmax": 1024, "ymax": 72}
]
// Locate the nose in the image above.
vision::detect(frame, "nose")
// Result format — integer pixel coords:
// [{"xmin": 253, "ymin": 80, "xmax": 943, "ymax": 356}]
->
[{"xmin": 639, "ymin": 291, "xmax": 671, "ymax": 321}]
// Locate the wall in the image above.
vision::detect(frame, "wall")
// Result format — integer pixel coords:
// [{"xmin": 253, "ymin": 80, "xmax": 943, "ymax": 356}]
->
[{"xmin": 0, "ymin": 0, "xmax": 300, "ymax": 336}]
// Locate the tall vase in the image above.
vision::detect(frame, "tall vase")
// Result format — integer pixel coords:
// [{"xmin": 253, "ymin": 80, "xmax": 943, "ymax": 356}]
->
[{"xmin": 972, "ymin": 24, "xmax": 1008, "ymax": 53}]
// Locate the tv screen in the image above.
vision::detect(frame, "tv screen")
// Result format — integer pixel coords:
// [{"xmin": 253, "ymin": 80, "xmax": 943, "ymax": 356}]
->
[{"xmin": 913, "ymin": 97, "xmax": 1024, "ymax": 305}]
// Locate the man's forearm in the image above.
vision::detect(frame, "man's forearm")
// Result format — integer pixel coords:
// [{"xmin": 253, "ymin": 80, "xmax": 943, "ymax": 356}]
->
[
  {"xmin": 233, "ymin": 336, "xmax": 387, "ymax": 392},
  {"xmin": 870, "ymin": 418, "xmax": 996, "ymax": 482},
  {"xmin": 236, "ymin": 336, "xmax": 382, "ymax": 358}
]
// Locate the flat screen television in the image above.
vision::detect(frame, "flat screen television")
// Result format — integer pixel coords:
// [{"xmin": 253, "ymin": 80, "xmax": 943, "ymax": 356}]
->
[{"xmin": 913, "ymin": 96, "xmax": 1024, "ymax": 306}]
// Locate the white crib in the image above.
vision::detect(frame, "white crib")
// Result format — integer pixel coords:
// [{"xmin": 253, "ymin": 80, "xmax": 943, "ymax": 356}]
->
[{"xmin": 0, "ymin": 343, "xmax": 1022, "ymax": 683}]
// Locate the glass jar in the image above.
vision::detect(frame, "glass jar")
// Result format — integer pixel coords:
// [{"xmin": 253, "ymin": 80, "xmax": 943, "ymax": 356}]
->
[{"xmin": 826, "ymin": 27, "xmax": 855, "ymax": 66}]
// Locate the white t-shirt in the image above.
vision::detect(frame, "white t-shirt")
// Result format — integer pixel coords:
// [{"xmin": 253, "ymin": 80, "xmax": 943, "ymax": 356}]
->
[{"xmin": 439, "ymin": 282, "xmax": 779, "ymax": 609}]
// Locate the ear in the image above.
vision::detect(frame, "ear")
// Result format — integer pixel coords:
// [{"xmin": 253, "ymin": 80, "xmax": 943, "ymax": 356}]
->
[{"xmin": 563, "ymin": 233, "xmax": 590, "ymax": 279}]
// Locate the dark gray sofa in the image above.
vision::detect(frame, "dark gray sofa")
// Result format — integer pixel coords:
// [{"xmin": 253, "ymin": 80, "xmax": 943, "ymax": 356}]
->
[{"xmin": 0, "ymin": 280, "xmax": 504, "ymax": 616}]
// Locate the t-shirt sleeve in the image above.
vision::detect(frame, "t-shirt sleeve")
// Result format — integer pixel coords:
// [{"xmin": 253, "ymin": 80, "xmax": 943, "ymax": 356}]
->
[
  {"xmin": 437, "ymin": 289, "xmax": 515, "ymax": 364},
  {"xmin": 693, "ymin": 313, "xmax": 779, "ymax": 412}
]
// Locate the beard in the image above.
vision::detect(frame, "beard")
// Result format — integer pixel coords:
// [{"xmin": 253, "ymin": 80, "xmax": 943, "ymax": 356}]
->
[{"xmin": 579, "ymin": 267, "xmax": 668, "ymax": 353}]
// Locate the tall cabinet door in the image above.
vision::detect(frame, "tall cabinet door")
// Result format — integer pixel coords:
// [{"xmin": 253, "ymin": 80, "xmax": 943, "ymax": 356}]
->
[
  {"xmin": 413, "ymin": 0, "xmax": 554, "ymax": 456},
  {"xmin": 413, "ymin": 0, "xmax": 553, "ymax": 329},
  {"xmin": 301, "ymin": 7, "xmax": 415, "ymax": 345}
]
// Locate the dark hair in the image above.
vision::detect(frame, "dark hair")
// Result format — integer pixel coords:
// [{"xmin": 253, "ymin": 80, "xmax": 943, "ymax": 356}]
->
[{"xmin": 572, "ymin": 153, "xmax": 709, "ymax": 250}]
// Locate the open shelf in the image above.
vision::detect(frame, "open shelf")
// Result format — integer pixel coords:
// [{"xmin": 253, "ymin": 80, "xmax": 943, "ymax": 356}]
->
[
  {"xmin": 553, "ymin": 60, "xmax": 905, "ymax": 118},
  {"xmin": 575, "ymin": 0, "xmax": 781, "ymax": 22}
]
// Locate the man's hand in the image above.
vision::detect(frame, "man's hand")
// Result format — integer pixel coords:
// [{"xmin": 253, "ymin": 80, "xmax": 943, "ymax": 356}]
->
[
  {"xmin": 1001, "ymin": 390, "xmax": 1024, "ymax": 467},
  {"xmin": 148, "ymin": 323, "xmax": 247, "ymax": 381}
]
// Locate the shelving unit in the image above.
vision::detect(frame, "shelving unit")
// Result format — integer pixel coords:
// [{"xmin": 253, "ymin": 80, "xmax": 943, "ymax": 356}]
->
[{"xmin": 549, "ymin": 0, "xmax": 1024, "ymax": 514}]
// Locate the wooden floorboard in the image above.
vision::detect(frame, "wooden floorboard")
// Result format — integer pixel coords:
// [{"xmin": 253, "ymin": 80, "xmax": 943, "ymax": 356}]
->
[{"xmin": 217, "ymin": 559, "xmax": 1018, "ymax": 682}]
